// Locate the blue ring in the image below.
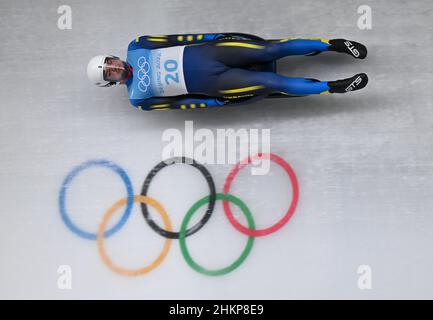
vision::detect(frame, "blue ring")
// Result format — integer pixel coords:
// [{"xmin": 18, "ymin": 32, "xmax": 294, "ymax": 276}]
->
[{"xmin": 58, "ymin": 159, "xmax": 134, "ymax": 240}]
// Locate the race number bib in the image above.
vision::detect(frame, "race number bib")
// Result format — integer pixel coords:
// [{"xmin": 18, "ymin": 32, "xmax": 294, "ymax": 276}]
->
[
  {"xmin": 127, "ymin": 45, "xmax": 187, "ymax": 101},
  {"xmin": 153, "ymin": 46, "xmax": 187, "ymax": 96}
]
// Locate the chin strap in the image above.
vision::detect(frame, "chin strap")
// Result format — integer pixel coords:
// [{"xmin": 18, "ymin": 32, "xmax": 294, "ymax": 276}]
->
[{"xmin": 124, "ymin": 65, "xmax": 133, "ymax": 82}]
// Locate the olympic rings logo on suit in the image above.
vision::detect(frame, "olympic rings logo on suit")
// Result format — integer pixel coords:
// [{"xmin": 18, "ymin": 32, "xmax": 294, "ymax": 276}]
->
[
  {"xmin": 137, "ymin": 56, "xmax": 151, "ymax": 93},
  {"xmin": 58, "ymin": 153, "xmax": 299, "ymax": 277}
]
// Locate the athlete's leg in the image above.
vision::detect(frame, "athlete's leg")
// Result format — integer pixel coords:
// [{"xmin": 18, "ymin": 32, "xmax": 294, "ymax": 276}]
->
[
  {"xmin": 269, "ymin": 38, "xmax": 368, "ymax": 59},
  {"xmin": 209, "ymin": 68, "xmax": 368, "ymax": 97},
  {"xmin": 183, "ymin": 39, "xmax": 368, "ymax": 97},
  {"xmin": 209, "ymin": 38, "xmax": 367, "ymax": 67}
]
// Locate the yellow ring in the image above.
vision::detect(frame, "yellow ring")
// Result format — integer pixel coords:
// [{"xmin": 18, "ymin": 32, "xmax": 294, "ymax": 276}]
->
[{"xmin": 97, "ymin": 195, "xmax": 173, "ymax": 276}]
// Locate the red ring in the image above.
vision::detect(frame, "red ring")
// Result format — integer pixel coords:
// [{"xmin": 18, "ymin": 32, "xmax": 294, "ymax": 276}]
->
[{"xmin": 223, "ymin": 153, "xmax": 299, "ymax": 237}]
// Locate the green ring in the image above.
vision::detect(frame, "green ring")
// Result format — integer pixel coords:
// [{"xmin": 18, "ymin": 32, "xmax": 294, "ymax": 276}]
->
[{"xmin": 179, "ymin": 193, "xmax": 255, "ymax": 276}]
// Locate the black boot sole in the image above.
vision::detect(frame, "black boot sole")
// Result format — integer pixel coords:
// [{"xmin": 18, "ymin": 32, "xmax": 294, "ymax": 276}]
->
[{"xmin": 328, "ymin": 73, "xmax": 369, "ymax": 93}]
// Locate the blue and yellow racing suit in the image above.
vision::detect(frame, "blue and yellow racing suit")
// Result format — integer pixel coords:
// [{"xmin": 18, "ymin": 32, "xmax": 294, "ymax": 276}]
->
[{"xmin": 125, "ymin": 33, "xmax": 367, "ymax": 111}]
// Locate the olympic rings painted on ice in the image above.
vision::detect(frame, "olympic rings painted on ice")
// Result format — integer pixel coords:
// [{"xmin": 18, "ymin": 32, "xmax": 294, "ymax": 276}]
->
[
  {"xmin": 179, "ymin": 193, "xmax": 255, "ymax": 276},
  {"xmin": 140, "ymin": 157, "xmax": 216, "ymax": 239},
  {"xmin": 58, "ymin": 159, "xmax": 134, "ymax": 240},
  {"xmin": 223, "ymin": 153, "xmax": 299, "ymax": 237},
  {"xmin": 97, "ymin": 195, "xmax": 173, "ymax": 276},
  {"xmin": 58, "ymin": 153, "xmax": 299, "ymax": 276}
]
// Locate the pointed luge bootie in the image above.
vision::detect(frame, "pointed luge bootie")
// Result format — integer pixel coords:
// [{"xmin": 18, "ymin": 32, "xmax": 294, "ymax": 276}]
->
[
  {"xmin": 328, "ymin": 39, "xmax": 368, "ymax": 59},
  {"xmin": 327, "ymin": 73, "xmax": 369, "ymax": 93}
]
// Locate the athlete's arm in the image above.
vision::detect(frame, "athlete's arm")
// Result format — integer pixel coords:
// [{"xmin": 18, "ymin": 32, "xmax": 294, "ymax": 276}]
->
[
  {"xmin": 131, "ymin": 32, "xmax": 267, "ymax": 49},
  {"xmin": 130, "ymin": 95, "xmax": 226, "ymax": 111},
  {"xmin": 131, "ymin": 93, "xmax": 272, "ymax": 110}
]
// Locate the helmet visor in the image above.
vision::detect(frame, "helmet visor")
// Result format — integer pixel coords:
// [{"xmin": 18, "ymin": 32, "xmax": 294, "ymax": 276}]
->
[{"xmin": 103, "ymin": 57, "xmax": 130, "ymax": 82}]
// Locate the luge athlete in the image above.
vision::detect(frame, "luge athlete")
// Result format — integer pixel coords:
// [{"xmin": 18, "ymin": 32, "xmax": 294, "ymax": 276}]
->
[{"xmin": 87, "ymin": 33, "xmax": 368, "ymax": 111}]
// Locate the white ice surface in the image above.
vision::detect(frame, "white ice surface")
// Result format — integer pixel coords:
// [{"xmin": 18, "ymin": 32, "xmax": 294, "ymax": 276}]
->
[{"xmin": 0, "ymin": 0, "xmax": 433, "ymax": 299}]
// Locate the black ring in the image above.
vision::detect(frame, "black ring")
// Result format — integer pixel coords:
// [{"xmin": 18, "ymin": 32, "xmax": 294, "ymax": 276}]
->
[{"xmin": 140, "ymin": 157, "xmax": 216, "ymax": 239}]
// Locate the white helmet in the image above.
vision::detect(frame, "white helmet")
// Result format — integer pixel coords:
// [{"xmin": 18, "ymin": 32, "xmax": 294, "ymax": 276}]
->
[{"xmin": 86, "ymin": 54, "xmax": 119, "ymax": 87}]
